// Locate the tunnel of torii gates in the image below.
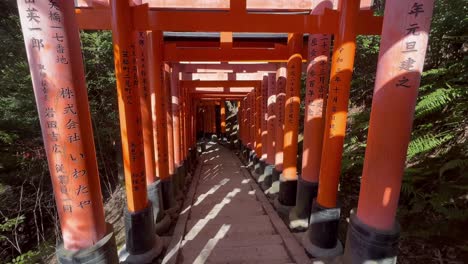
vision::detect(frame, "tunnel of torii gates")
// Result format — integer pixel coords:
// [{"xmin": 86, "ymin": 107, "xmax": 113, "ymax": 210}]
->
[{"xmin": 16, "ymin": 0, "xmax": 434, "ymax": 263}]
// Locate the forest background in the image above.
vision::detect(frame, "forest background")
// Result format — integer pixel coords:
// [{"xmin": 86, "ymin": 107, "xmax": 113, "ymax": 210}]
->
[{"xmin": 0, "ymin": 0, "xmax": 466, "ymax": 263}]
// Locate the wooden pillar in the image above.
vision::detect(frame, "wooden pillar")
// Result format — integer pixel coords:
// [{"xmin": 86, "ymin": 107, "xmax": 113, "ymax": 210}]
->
[
  {"xmin": 266, "ymin": 73, "xmax": 277, "ymax": 166},
  {"xmin": 17, "ymin": 0, "xmax": 110, "ymax": 254},
  {"xmin": 345, "ymin": 1, "xmax": 435, "ymax": 262},
  {"xmin": 261, "ymin": 76, "xmax": 268, "ymax": 162},
  {"xmin": 278, "ymin": 33, "xmax": 303, "ymax": 207},
  {"xmin": 171, "ymin": 64, "xmax": 181, "ymax": 168},
  {"xmin": 165, "ymin": 67, "xmax": 176, "ymax": 177},
  {"xmin": 274, "ymin": 64, "xmax": 287, "ymax": 175},
  {"xmin": 305, "ymin": 0, "xmax": 360, "ymax": 257},
  {"xmin": 290, "ymin": 1, "xmax": 333, "ymax": 230},
  {"xmin": 220, "ymin": 100, "xmax": 226, "ymax": 136},
  {"xmin": 110, "ymin": 0, "xmax": 148, "ymax": 214}
]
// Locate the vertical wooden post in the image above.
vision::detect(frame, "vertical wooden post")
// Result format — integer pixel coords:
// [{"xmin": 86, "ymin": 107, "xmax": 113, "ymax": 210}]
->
[
  {"xmin": 272, "ymin": 64, "xmax": 287, "ymax": 187},
  {"xmin": 110, "ymin": 0, "xmax": 161, "ymax": 259},
  {"xmin": 220, "ymin": 100, "xmax": 226, "ymax": 137},
  {"xmin": 345, "ymin": 1, "xmax": 435, "ymax": 262},
  {"xmin": 147, "ymin": 32, "xmax": 178, "ymax": 215},
  {"xmin": 260, "ymin": 73, "xmax": 277, "ymax": 190},
  {"xmin": 305, "ymin": 0, "xmax": 360, "ymax": 257},
  {"xmin": 261, "ymin": 76, "xmax": 268, "ymax": 162},
  {"xmin": 291, "ymin": 2, "xmax": 333, "ymax": 231},
  {"xmin": 137, "ymin": 30, "xmax": 169, "ymax": 236},
  {"xmin": 277, "ymin": 33, "xmax": 303, "ymax": 209},
  {"xmin": 16, "ymin": 1, "xmax": 116, "ymax": 260}
]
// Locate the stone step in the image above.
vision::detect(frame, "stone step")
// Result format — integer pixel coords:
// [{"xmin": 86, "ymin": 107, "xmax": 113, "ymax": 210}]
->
[
  {"xmin": 179, "ymin": 235, "xmax": 287, "ymax": 264},
  {"xmin": 179, "ymin": 244, "xmax": 292, "ymax": 264}
]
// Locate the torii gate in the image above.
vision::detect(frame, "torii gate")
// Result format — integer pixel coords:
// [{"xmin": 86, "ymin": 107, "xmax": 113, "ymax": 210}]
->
[{"xmin": 16, "ymin": 0, "xmax": 434, "ymax": 263}]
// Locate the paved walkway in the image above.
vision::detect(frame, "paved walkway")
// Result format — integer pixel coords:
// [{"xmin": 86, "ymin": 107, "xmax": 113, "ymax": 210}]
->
[{"xmin": 163, "ymin": 142, "xmax": 309, "ymax": 264}]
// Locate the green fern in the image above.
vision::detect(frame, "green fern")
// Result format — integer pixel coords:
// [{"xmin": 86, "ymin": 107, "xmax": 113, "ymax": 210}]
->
[
  {"xmin": 407, "ymin": 133, "xmax": 454, "ymax": 159},
  {"xmin": 415, "ymin": 85, "xmax": 459, "ymax": 119}
]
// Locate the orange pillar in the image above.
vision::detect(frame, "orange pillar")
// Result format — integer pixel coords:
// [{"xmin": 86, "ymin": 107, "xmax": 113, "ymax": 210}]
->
[
  {"xmin": 110, "ymin": 0, "xmax": 161, "ymax": 259},
  {"xmin": 164, "ymin": 67, "xmax": 176, "ymax": 179},
  {"xmin": 345, "ymin": 1, "xmax": 435, "ymax": 262},
  {"xmin": 137, "ymin": 30, "xmax": 169, "ymax": 235},
  {"xmin": 290, "ymin": 2, "xmax": 332, "ymax": 230},
  {"xmin": 254, "ymin": 83, "xmax": 263, "ymax": 171},
  {"xmin": 171, "ymin": 64, "xmax": 181, "ymax": 169},
  {"xmin": 305, "ymin": 0, "xmax": 360, "ymax": 257},
  {"xmin": 17, "ymin": 1, "xmax": 115, "ymax": 260},
  {"xmin": 110, "ymin": 0, "xmax": 148, "ymax": 213},
  {"xmin": 266, "ymin": 73, "xmax": 277, "ymax": 166},
  {"xmin": 220, "ymin": 100, "xmax": 226, "ymax": 137},
  {"xmin": 259, "ymin": 72, "xmax": 277, "ymax": 190},
  {"xmin": 148, "ymin": 32, "xmax": 176, "ymax": 213},
  {"xmin": 273, "ymin": 64, "xmax": 287, "ymax": 184},
  {"xmin": 277, "ymin": 33, "xmax": 303, "ymax": 208},
  {"xmin": 260, "ymin": 76, "xmax": 268, "ymax": 162},
  {"xmin": 316, "ymin": 0, "xmax": 359, "ymax": 208}
]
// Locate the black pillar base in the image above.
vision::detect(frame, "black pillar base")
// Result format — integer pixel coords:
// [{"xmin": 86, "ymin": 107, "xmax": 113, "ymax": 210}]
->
[
  {"xmin": 259, "ymin": 164, "xmax": 275, "ymax": 190},
  {"xmin": 118, "ymin": 203, "xmax": 163, "ymax": 263},
  {"xmin": 343, "ymin": 210, "xmax": 400, "ymax": 264},
  {"xmin": 57, "ymin": 223, "xmax": 118, "ymax": 264},
  {"xmin": 147, "ymin": 180, "xmax": 170, "ymax": 232},
  {"xmin": 272, "ymin": 168, "xmax": 281, "ymax": 182},
  {"xmin": 302, "ymin": 201, "xmax": 343, "ymax": 257},
  {"xmin": 201, "ymin": 142, "xmax": 207, "ymax": 152},
  {"xmin": 265, "ymin": 168, "xmax": 282, "ymax": 197},
  {"xmin": 255, "ymin": 159, "xmax": 266, "ymax": 175},
  {"xmin": 289, "ymin": 179, "xmax": 318, "ymax": 231},
  {"xmin": 274, "ymin": 175, "xmax": 297, "ymax": 217},
  {"xmin": 161, "ymin": 178, "xmax": 178, "ymax": 213}
]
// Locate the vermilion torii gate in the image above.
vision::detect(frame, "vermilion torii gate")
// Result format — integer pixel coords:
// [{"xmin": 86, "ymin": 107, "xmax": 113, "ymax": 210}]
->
[{"xmin": 16, "ymin": 0, "xmax": 434, "ymax": 263}]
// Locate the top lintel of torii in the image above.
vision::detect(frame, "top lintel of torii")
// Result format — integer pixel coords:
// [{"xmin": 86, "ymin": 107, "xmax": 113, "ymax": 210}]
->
[
  {"xmin": 74, "ymin": 0, "xmax": 381, "ymax": 35},
  {"xmin": 76, "ymin": 0, "xmax": 372, "ymax": 10}
]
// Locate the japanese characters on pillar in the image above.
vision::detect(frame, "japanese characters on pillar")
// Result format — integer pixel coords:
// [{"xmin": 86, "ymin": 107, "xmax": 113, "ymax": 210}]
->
[
  {"xmin": 255, "ymin": 85, "xmax": 262, "ymax": 157},
  {"xmin": 148, "ymin": 31, "xmax": 170, "ymax": 180},
  {"xmin": 110, "ymin": 0, "xmax": 148, "ymax": 212},
  {"xmin": 17, "ymin": 0, "xmax": 106, "ymax": 250},
  {"xmin": 136, "ymin": 31, "xmax": 157, "ymax": 185},
  {"xmin": 282, "ymin": 33, "xmax": 303, "ymax": 180},
  {"xmin": 261, "ymin": 76, "xmax": 268, "ymax": 161},
  {"xmin": 317, "ymin": 0, "xmax": 360, "ymax": 209},
  {"xmin": 266, "ymin": 73, "xmax": 276, "ymax": 165},
  {"xmin": 301, "ymin": 32, "xmax": 331, "ymax": 183},
  {"xmin": 357, "ymin": 0, "xmax": 435, "ymax": 230},
  {"xmin": 275, "ymin": 65, "xmax": 287, "ymax": 171}
]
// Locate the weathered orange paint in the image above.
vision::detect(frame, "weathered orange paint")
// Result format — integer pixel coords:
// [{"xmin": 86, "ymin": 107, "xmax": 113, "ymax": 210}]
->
[
  {"xmin": 147, "ymin": 31, "xmax": 170, "ymax": 181},
  {"xmin": 357, "ymin": 0, "xmax": 435, "ymax": 230},
  {"xmin": 171, "ymin": 64, "xmax": 182, "ymax": 167},
  {"xmin": 282, "ymin": 33, "xmax": 303, "ymax": 181},
  {"xmin": 261, "ymin": 76, "xmax": 268, "ymax": 161},
  {"xmin": 17, "ymin": 0, "xmax": 106, "ymax": 250},
  {"xmin": 300, "ymin": 1, "xmax": 333, "ymax": 183},
  {"xmin": 274, "ymin": 64, "xmax": 287, "ymax": 171},
  {"xmin": 110, "ymin": 0, "xmax": 148, "ymax": 212},
  {"xmin": 164, "ymin": 67, "xmax": 176, "ymax": 175},
  {"xmin": 316, "ymin": 0, "xmax": 360, "ymax": 209},
  {"xmin": 135, "ymin": 31, "xmax": 158, "ymax": 185},
  {"xmin": 77, "ymin": 0, "xmax": 374, "ymax": 10},
  {"xmin": 266, "ymin": 73, "xmax": 276, "ymax": 165},
  {"xmin": 255, "ymin": 84, "xmax": 262, "ymax": 158},
  {"xmin": 75, "ymin": 7, "xmax": 382, "ymax": 36},
  {"xmin": 220, "ymin": 100, "xmax": 226, "ymax": 134}
]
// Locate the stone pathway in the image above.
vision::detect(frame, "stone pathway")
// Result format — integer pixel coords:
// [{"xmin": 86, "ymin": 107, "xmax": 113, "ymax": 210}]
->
[{"xmin": 163, "ymin": 142, "xmax": 310, "ymax": 264}]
